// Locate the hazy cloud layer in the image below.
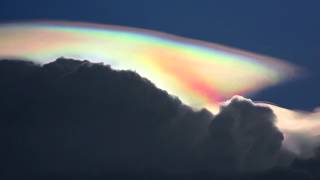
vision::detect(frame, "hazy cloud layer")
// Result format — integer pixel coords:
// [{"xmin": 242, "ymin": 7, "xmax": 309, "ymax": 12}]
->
[{"xmin": 259, "ymin": 103, "xmax": 320, "ymax": 159}]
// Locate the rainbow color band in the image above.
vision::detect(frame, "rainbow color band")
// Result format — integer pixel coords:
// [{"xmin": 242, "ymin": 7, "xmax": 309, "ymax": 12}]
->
[{"xmin": 0, "ymin": 21, "xmax": 297, "ymax": 112}]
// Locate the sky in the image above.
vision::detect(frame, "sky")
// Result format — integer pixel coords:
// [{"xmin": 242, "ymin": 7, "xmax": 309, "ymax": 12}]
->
[
  {"xmin": 1, "ymin": 0, "xmax": 320, "ymax": 179},
  {"xmin": 1, "ymin": 0, "xmax": 319, "ymax": 110}
]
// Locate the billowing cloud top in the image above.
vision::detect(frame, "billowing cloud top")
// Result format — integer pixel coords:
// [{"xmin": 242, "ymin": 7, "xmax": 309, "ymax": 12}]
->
[
  {"xmin": 0, "ymin": 21, "xmax": 297, "ymax": 111},
  {"xmin": 0, "ymin": 59, "xmax": 291, "ymax": 174},
  {"xmin": 0, "ymin": 59, "xmax": 318, "ymax": 179}
]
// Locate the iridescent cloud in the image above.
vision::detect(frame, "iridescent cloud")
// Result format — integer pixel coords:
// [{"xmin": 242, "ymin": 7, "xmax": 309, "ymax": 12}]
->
[
  {"xmin": 3, "ymin": 21, "xmax": 318, "ymax": 157},
  {"xmin": 0, "ymin": 21, "xmax": 297, "ymax": 112}
]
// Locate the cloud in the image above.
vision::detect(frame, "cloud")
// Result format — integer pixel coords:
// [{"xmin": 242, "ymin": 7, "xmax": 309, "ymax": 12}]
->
[
  {"xmin": 0, "ymin": 58, "xmax": 319, "ymax": 179},
  {"xmin": 0, "ymin": 21, "xmax": 299, "ymax": 111},
  {"xmin": 205, "ymin": 95, "xmax": 320, "ymax": 174},
  {"xmin": 205, "ymin": 96, "xmax": 290, "ymax": 173},
  {"xmin": 258, "ymin": 103, "xmax": 320, "ymax": 159},
  {"xmin": 0, "ymin": 58, "xmax": 214, "ymax": 175}
]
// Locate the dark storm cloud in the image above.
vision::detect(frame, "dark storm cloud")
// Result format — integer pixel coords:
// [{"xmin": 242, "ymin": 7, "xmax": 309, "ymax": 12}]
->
[
  {"xmin": 0, "ymin": 58, "xmax": 213, "ymax": 175},
  {"xmin": 205, "ymin": 96, "xmax": 291, "ymax": 173},
  {"xmin": 0, "ymin": 58, "xmax": 318, "ymax": 179}
]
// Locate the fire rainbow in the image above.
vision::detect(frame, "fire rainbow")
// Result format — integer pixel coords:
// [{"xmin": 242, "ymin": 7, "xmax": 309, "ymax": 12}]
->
[{"xmin": 0, "ymin": 21, "xmax": 297, "ymax": 112}]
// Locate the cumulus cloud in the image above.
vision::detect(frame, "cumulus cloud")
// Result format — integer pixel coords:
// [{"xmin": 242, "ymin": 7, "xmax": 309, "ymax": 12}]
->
[
  {"xmin": 204, "ymin": 96, "xmax": 290, "ymax": 173},
  {"xmin": 0, "ymin": 58, "xmax": 213, "ymax": 175},
  {"xmin": 0, "ymin": 58, "xmax": 319, "ymax": 179},
  {"xmin": 206, "ymin": 95, "xmax": 320, "ymax": 173}
]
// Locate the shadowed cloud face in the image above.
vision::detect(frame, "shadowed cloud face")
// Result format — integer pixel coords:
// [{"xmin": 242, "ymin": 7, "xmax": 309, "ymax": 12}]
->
[
  {"xmin": 0, "ymin": 58, "xmax": 318, "ymax": 179},
  {"xmin": 0, "ymin": 58, "xmax": 214, "ymax": 174},
  {"xmin": 206, "ymin": 96, "xmax": 288, "ymax": 173}
]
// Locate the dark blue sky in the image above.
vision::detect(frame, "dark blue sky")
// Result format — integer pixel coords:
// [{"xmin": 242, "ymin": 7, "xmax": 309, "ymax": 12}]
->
[{"xmin": 1, "ymin": 0, "xmax": 319, "ymax": 110}]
